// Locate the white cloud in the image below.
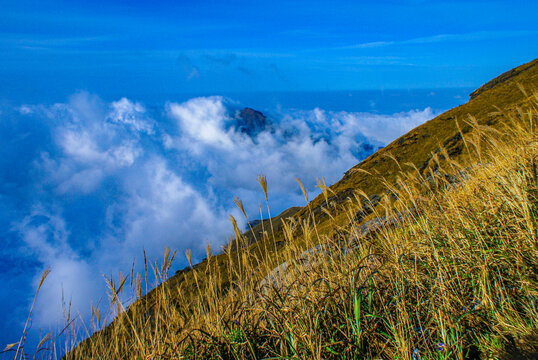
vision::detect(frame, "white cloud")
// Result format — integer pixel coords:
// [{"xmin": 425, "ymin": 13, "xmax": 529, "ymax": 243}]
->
[
  {"xmin": 33, "ymin": 257, "xmax": 101, "ymax": 330},
  {"xmin": 3, "ymin": 92, "xmax": 437, "ymax": 342},
  {"xmin": 168, "ymin": 96, "xmax": 236, "ymax": 150},
  {"xmin": 333, "ymin": 107, "xmax": 436, "ymax": 144},
  {"xmin": 16, "ymin": 206, "xmax": 70, "ymax": 261},
  {"xmin": 108, "ymin": 98, "xmax": 154, "ymax": 135},
  {"xmin": 56, "ymin": 167, "xmax": 105, "ymax": 194},
  {"xmin": 167, "ymin": 97, "xmax": 434, "ymax": 207},
  {"xmin": 117, "ymin": 158, "xmax": 235, "ymax": 261},
  {"xmin": 7, "ymin": 96, "xmax": 243, "ymax": 334},
  {"xmin": 59, "ymin": 130, "xmax": 105, "ymax": 163},
  {"xmin": 13, "ymin": 206, "xmax": 103, "ymax": 329},
  {"xmin": 18, "ymin": 105, "xmax": 33, "ymax": 115},
  {"xmin": 37, "ymin": 94, "xmax": 145, "ymax": 195},
  {"xmin": 14, "ymin": 161, "xmax": 237, "ymax": 335}
]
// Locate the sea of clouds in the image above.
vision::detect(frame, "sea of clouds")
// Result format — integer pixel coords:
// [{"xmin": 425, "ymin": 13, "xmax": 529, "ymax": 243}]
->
[{"xmin": 0, "ymin": 91, "xmax": 437, "ymax": 349}]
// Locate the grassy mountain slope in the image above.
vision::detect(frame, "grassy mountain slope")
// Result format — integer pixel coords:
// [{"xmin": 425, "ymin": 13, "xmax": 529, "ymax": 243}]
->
[{"xmin": 55, "ymin": 58, "xmax": 538, "ymax": 359}]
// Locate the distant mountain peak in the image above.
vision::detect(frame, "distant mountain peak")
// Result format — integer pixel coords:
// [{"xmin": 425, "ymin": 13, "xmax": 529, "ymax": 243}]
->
[{"xmin": 235, "ymin": 107, "xmax": 269, "ymax": 136}]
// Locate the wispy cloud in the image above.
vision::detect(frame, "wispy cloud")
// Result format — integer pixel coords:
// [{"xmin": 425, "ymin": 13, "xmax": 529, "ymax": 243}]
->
[
  {"xmin": 334, "ymin": 30, "xmax": 538, "ymax": 51},
  {"xmin": 338, "ymin": 56, "xmax": 411, "ymax": 66},
  {"xmin": 344, "ymin": 41, "xmax": 394, "ymax": 49},
  {"xmin": 0, "ymin": 34, "xmax": 116, "ymax": 51}
]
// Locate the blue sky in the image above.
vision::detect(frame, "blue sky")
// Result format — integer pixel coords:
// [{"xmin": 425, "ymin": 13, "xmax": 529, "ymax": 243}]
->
[{"xmin": 1, "ymin": 0, "xmax": 537, "ymax": 102}]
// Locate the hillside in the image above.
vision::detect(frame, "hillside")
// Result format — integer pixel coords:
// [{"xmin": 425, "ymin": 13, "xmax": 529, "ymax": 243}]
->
[{"xmin": 58, "ymin": 58, "xmax": 538, "ymax": 359}]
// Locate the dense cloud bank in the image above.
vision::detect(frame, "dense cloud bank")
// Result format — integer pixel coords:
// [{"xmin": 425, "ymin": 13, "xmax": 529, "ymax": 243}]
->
[{"xmin": 0, "ymin": 92, "xmax": 436, "ymax": 347}]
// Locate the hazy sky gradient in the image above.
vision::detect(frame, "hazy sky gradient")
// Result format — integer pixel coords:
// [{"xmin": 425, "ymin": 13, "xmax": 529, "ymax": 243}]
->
[{"xmin": 1, "ymin": 0, "xmax": 537, "ymax": 102}]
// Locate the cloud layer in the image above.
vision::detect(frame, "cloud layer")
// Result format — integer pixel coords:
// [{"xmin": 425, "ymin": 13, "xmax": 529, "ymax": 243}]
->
[{"xmin": 0, "ymin": 92, "xmax": 436, "ymax": 349}]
